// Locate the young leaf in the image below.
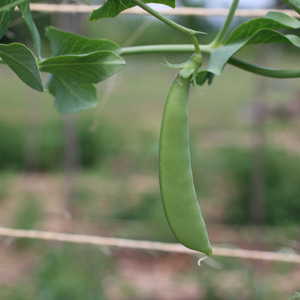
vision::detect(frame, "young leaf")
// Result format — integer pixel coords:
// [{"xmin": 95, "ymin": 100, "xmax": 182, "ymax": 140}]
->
[
  {"xmin": 208, "ymin": 30, "xmax": 300, "ymax": 76},
  {"xmin": 47, "ymin": 75, "xmax": 97, "ymax": 114},
  {"xmin": 196, "ymin": 71, "xmax": 214, "ymax": 86},
  {"xmin": 225, "ymin": 12, "xmax": 300, "ymax": 45},
  {"xmin": 90, "ymin": 0, "xmax": 175, "ymax": 22},
  {"xmin": 283, "ymin": 0, "xmax": 300, "ymax": 14},
  {"xmin": 0, "ymin": 43, "xmax": 43, "ymax": 91},
  {"xmin": 39, "ymin": 51, "xmax": 125, "ymax": 83},
  {"xmin": 0, "ymin": 0, "xmax": 18, "ymax": 39},
  {"xmin": 45, "ymin": 26, "xmax": 121, "ymax": 56},
  {"xmin": 18, "ymin": 0, "xmax": 41, "ymax": 58}
]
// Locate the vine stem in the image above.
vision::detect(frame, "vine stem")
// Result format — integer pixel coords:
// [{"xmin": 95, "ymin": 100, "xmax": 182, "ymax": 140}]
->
[
  {"xmin": 121, "ymin": 44, "xmax": 211, "ymax": 55},
  {"xmin": 120, "ymin": 44, "xmax": 300, "ymax": 79},
  {"xmin": 210, "ymin": 0, "xmax": 240, "ymax": 47},
  {"xmin": 131, "ymin": 0, "xmax": 202, "ymax": 54},
  {"xmin": 0, "ymin": 0, "xmax": 26, "ymax": 11},
  {"xmin": 228, "ymin": 57, "xmax": 300, "ymax": 78}
]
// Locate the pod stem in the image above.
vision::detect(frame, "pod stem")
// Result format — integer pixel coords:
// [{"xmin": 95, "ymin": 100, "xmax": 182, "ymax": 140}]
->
[
  {"xmin": 131, "ymin": 0, "xmax": 202, "ymax": 54},
  {"xmin": 210, "ymin": 0, "xmax": 240, "ymax": 48}
]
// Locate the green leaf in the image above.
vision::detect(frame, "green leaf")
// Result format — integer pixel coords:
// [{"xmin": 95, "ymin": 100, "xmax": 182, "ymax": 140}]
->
[
  {"xmin": 0, "ymin": 0, "xmax": 19, "ymax": 39},
  {"xmin": 208, "ymin": 12, "xmax": 300, "ymax": 76},
  {"xmin": 18, "ymin": 0, "xmax": 41, "ymax": 58},
  {"xmin": 90, "ymin": 0, "xmax": 175, "ymax": 22},
  {"xmin": 225, "ymin": 12, "xmax": 300, "ymax": 45},
  {"xmin": 283, "ymin": 0, "xmax": 300, "ymax": 14},
  {"xmin": 39, "ymin": 51, "xmax": 125, "ymax": 83},
  {"xmin": 47, "ymin": 75, "xmax": 97, "ymax": 114},
  {"xmin": 0, "ymin": 0, "xmax": 24, "ymax": 11},
  {"xmin": 45, "ymin": 26, "xmax": 121, "ymax": 56},
  {"xmin": 208, "ymin": 30, "xmax": 300, "ymax": 76},
  {"xmin": 0, "ymin": 43, "xmax": 43, "ymax": 91},
  {"xmin": 195, "ymin": 71, "xmax": 214, "ymax": 86}
]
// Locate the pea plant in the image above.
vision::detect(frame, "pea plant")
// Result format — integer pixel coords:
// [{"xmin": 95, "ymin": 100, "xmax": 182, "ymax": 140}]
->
[{"xmin": 1, "ymin": 0, "xmax": 300, "ymax": 256}]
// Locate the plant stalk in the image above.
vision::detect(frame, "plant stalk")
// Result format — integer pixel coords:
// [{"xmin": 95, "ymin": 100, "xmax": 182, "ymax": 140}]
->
[
  {"xmin": 0, "ymin": 0, "xmax": 25, "ymax": 11},
  {"xmin": 131, "ymin": 0, "xmax": 202, "ymax": 54},
  {"xmin": 228, "ymin": 57, "xmax": 300, "ymax": 78},
  {"xmin": 120, "ymin": 44, "xmax": 211, "ymax": 55},
  {"xmin": 120, "ymin": 44, "xmax": 300, "ymax": 78},
  {"xmin": 210, "ymin": 0, "xmax": 240, "ymax": 47}
]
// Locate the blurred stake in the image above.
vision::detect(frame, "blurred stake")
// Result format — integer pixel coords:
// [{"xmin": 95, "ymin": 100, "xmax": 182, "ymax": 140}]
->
[
  {"xmin": 250, "ymin": 45, "xmax": 268, "ymax": 226},
  {"xmin": 52, "ymin": 0, "xmax": 85, "ymax": 229},
  {"xmin": 24, "ymin": 89, "xmax": 40, "ymax": 172}
]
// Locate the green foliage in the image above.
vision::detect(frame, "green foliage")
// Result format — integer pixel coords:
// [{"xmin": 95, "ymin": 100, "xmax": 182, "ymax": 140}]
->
[
  {"xmin": 222, "ymin": 147, "xmax": 300, "ymax": 225},
  {"xmin": 18, "ymin": 0, "xmax": 41, "ymax": 58},
  {"xmin": 45, "ymin": 26, "xmax": 121, "ymax": 56},
  {"xmin": 43, "ymin": 27, "xmax": 125, "ymax": 114},
  {"xmin": 0, "ymin": 43, "xmax": 43, "ymax": 91},
  {"xmin": 47, "ymin": 76, "xmax": 97, "ymax": 114},
  {"xmin": 208, "ymin": 12, "xmax": 300, "ymax": 76},
  {"xmin": 40, "ymin": 51, "xmax": 125, "ymax": 84},
  {"xmin": 0, "ymin": 0, "xmax": 16, "ymax": 39},
  {"xmin": 35, "ymin": 245, "xmax": 111, "ymax": 300},
  {"xmin": 283, "ymin": 0, "xmax": 300, "ymax": 14},
  {"xmin": 90, "ymin": 0, "xmax": 175, "ymax": 22}
]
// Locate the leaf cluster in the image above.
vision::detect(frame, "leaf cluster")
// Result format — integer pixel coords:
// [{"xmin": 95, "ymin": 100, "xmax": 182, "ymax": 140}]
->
[{"xmin": 0, "ymin": 0, "xmax": 300, "ymax": 113}]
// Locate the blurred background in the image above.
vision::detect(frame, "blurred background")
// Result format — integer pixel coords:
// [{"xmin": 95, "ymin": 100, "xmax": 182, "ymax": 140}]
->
[{"xmin": 0, "ymin": 0, "xmax": 299, "ymax": 299}]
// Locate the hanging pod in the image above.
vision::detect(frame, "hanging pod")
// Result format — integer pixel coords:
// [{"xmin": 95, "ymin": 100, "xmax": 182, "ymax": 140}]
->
[{"xmin": 159, "ymin": 73, "xmax": 212, "ymax": 256}]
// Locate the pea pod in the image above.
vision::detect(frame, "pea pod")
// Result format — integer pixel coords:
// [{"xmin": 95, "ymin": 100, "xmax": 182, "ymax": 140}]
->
[{"xmin": 159, "ymin": 73, "xmax": 212, "ymax": 255}]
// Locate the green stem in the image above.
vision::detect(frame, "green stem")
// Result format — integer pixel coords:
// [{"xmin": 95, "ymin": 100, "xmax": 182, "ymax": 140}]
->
[
  {"xmin": 120, "ymin": 44, "xmax": 211, "ymax": 55},
  {"xmin": 0, "ymin": 0, "xmax": 25, "ymax": 11},
  {"xmin": 131, "ymin": 0, "xmax": 202, "ymax": 54},
  {"xmin": 132, "ymin": 0, "xmax": 197, "ymax": 36},
  {"xmin": 210, "ymin": 0, "xmax": 240, "ymax": 47},
  {"xmin": 190, "ymin": 35, "xmax": 201, "ymax": 55},
  {"xmin": 120, "ymin": 44, "xmax": 300, "ymax": 79},
  {"xmin": 228, "ymin": 57, "xmax": 300, "ymax": 78}
]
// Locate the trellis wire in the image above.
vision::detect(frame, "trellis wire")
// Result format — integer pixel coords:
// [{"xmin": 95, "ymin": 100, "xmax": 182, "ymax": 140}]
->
[
  {"xmin": 25, "ymin": 4, "xmax": 300, "ymax": 18},
  {"xmin": 0, "ymin": 227, "xmax": 300, "ymax": 263}
]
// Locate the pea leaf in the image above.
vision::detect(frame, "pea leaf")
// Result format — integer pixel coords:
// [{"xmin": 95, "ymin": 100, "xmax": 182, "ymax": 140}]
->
[
  {"xmin": 47, "ymin": 75, "xmax": 97, "ymax": 114},
  {"xmin": 208, "ymin": 12, "xmax": 300, "ymax": 76},
  {"xmin": 283, "ymin": 0, "xmax": 300, "ymax": 14},
  {"xmin": 17, "ymin": 0, "xmax": 41, "ymax": 58},
  {"xmin": 0, "ymin": 0, "xmax": 19, "ymax": 39},
  {"xmin": 0, "ymin": 43, "xmax": 43, "ymax": 91},
  {"xmin": 39, "ymin": 51, "xmax": 125, "ymax": 83},
  {"xmin": 90, "ymin": 0, "xmax": 175, "ymax": 22},
  {"xmin": 225, "ymin": 12, "xmax": 300, "ymax": 45},
  {"xmin": 208, "ymin": 30, "xmax": 300, "ymax": 76},
  {"xmin": 43, "ymin": 28, "xmax": 125, "ymax": 114},
  {"xmin": 0, "ymin": 0, "xmax": 24, "ymax": 12},
  {"xmin": 195, "ymin": 71, "xmax": 214, "ymax": 86},
  {"xmin": 45, "ymin": 26, "xmax": 121, "ymax": 56}
]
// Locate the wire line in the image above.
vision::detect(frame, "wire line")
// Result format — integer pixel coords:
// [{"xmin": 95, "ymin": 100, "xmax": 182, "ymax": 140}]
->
[{"xmin": 0, "ymin": 227, "xmax": 299, "ymax": 263}]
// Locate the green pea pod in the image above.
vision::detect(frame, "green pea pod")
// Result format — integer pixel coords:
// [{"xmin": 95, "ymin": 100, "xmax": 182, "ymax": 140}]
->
[{"xmin": 159, "ymin": 73, "xmax": 212, "ymax": 256}]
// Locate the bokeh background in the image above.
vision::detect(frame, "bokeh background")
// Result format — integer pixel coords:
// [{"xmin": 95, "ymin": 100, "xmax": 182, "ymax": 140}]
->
[{"xmin": 0, "ymin": 0, "xmax": 299, "ymax": 299}]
